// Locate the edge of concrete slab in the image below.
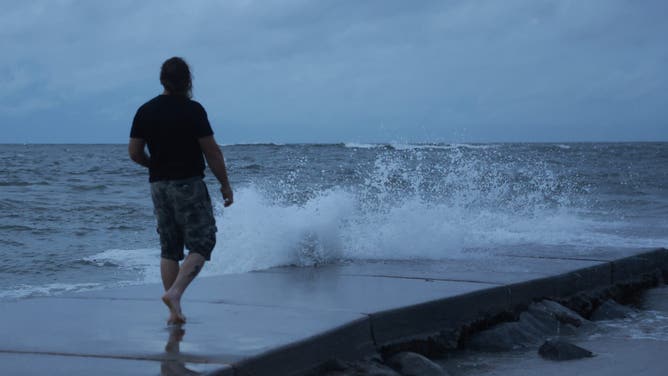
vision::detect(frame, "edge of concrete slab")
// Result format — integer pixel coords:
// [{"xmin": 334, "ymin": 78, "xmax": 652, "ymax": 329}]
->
[
  {"xmin": 231, "ymin": 317, "xmax": 374, "ymax": 376},
  {"xmin": 222, "ymin": 248, "xmax": 668, "ymax": 376},
  {"xmin": 611, "ymin": 248, "xmax": 668, "ymax": 284}
]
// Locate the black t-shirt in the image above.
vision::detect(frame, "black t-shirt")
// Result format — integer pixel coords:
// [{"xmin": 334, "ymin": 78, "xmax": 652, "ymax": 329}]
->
[{"xmin": 130, "ymin": 95, "xmax": 214, "ymax": 182}]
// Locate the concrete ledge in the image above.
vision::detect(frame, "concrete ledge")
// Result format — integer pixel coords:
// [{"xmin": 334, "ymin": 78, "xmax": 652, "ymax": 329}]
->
[
  {"xmin": 370, "ymin": 286, "xmax": 510, "ymax": 348},
  {"xmin": 507, "ymin": 262, "xmax": 612, "ymax": 307},
  {"xmin": 612, "ymin": 248, "xmax": 668, "ymax": 284},
  {"xmin": 232, "ymin": 317, "xmax": 374, "ymax": 376}
]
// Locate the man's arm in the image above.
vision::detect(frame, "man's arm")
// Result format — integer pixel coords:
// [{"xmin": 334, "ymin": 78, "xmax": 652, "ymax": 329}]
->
[
  {"xmin": 128, "ymin": 138, "xmax": 150, "ymax": 168},
  {"xmin": 199, "ymin": 135, "xmax": 234, "ymax": 207}
]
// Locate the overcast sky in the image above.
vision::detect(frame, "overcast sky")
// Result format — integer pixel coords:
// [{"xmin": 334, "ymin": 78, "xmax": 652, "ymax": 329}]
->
[{"xmin": 1, "ymin": 0, "xmax": 666, "ymax": 144}]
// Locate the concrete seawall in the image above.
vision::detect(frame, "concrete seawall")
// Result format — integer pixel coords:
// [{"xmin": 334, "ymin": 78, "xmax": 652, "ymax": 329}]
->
[{"xmin": 1, "ymin": 247, "xmax": 666, "ymax": 375}]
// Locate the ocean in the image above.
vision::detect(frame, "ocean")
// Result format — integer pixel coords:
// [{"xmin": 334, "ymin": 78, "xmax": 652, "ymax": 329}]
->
[{"xmin": 1, "ymin": 142, "xmax": 667, "ymax": 300}]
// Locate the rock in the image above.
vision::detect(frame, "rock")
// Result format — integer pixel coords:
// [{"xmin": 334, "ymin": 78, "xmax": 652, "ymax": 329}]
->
[
  {"xmin": 535, "ymin": 300, "xmax": 588, "ymax": 327},
  {"xmin": 538, "ymin": 339, "xmax": 594, "ymax": 361},
  {"xmin": 320, "ymin": 370, "xmax": 353, "ymax": 376},
  {"xmin": 562, "ymin": 292, "xmax": 595, "ymax": 317},
  {"xmin": 353, "ymin": 360, "xmax": 402, "ymax": 376},
  {"xmin": 466, "ymin": 320, "xmax": 541, "ymax": 351},
  {"xmin": 386, "ymin": 352, "xmax": 449, "ymax": 376},
  {"xmin": 316, "ymin": 359, "xmax": 350, "ymax": 375},
  {"xmin": 526, "ymin": 300, "xmax": 592, "ymax": 335},
  {"xmin": 590, "ymin": 299, "xmax": 635, "ymax": 321},
  {"xmin": 466, "ymin": 300, "xmax": 595, "ymax": 353},
  {"xmin": 317, "ymin": 359, "xmax": 401, "ymax": 376},
  {"xmin": 466, "ymin": 309, "xmax": 561, "ymax": 352},
  {"xmin": 519, "ymin": 310, "xmax": 564, "ymax": 336}
]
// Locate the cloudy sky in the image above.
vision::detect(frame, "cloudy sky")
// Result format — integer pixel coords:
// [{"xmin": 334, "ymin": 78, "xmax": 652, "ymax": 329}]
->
[{"xmin": 1, "ymin": 0, "xmax": 666, "ymax": 143}]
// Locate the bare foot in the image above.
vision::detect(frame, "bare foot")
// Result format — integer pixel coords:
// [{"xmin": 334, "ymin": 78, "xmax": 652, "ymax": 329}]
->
[
  {"xmin": 167, "ymin": 312, "xmax": 185, "ymax": 326},
  {"xmin": 165, "ymin": 326, "xmax": 185, "ymax": 353},
  {"xmin": 162, "ymin": 293, "xmax": 186, "ymax": 325}
]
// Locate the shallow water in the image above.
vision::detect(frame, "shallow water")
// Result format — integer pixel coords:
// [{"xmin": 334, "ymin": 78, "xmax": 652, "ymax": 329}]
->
[{"xmin": 1, "ymin": 143, "xmax": 667, "ymax": 299}]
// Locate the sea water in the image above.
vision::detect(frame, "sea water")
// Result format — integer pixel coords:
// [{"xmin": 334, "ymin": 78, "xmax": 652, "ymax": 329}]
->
[{"xmin": 1, "ymin": 143, "xmax": 667, "ymax": 300}]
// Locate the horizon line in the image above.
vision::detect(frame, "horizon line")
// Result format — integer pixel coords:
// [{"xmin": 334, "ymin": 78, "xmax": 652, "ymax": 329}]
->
[{"xmin": 1, "ymin": 140, "xmax": 667, "ymax": 146}]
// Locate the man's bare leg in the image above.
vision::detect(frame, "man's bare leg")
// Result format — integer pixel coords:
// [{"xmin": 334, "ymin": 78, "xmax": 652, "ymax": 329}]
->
[
  {"xmin": 161, "ymin": 258, "xmax": 179, "ymax": 291},
  {"xmin": 161, "ymin": 258, "xmax": 181, "ymax": 324},
  {"xmin": 162, "ymin": 252, "xmax": 206, "ymax": 325}
]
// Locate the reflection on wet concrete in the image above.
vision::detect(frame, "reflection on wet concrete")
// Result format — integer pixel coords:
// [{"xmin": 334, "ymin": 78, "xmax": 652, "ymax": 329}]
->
[{"xmin": 161, "ymin": 325, "xmax": 201, "ymax": 376}]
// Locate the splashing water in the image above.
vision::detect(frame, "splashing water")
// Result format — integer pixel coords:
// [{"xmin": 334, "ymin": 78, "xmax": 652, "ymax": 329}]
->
[{"xmin": 3, "ymin": 143, "xmax": 666, "ymax": 296}]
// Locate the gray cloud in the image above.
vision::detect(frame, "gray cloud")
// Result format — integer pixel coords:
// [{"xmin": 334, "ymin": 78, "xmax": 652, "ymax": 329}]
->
[{"xmin": 1, "ymin": 0, "xmax": 666, "ymax": 143}]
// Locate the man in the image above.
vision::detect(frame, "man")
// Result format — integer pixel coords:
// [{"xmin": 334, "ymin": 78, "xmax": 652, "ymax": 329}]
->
[{"xmin": 129, "ymin": 57, "xmax": 233, "ymax": 325}]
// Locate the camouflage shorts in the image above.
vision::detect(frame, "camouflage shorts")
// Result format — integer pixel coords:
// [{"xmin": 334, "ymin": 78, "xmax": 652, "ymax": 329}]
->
[{"xmin": 150, "ymin": 177, "xmax": 217, "ymax": 261}]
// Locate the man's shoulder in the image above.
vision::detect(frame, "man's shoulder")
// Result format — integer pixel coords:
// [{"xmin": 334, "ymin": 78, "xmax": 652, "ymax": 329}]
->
[
  {"xmin": 136, "ymin": 96, "xmax": 206, "ymax": 116},
  {"xmin": 136, "ymin": 95, "xmax": 162, "ymax": 112},
  {"xmin": 187, "ymin": 99, "xmax": 206, "ymax": 111},
  {"xmin": 145, "ymin": 95, "xmax": 166, "ymax": 107}
]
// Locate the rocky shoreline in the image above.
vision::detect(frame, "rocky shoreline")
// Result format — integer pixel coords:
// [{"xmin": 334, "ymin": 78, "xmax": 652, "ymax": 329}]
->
[{"xmin": 308, "ymin": 272, "xmax": 664, "ymax": 376}]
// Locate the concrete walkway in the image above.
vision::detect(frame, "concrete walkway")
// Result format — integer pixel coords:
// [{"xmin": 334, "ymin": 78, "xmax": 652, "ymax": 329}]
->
[{"xmin": 1, "ymin": 248, "xmax": 666, "ymax": 376}]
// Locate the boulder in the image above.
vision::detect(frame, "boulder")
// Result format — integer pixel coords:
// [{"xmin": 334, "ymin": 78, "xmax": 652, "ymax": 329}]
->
[
  {"xmin": 386, "ymin": 352, "xmax": 449, "ymax": 376},
  {"xmin": 465, "ymin": 320, "xmax": 542, "ymax": 352},
  {"xmin": 519, "ymin": 310, "xmax": 565, "ymax": 336},
  {"xmin": 526, "ymin": 300, "xmax": 593, "ymax": 335},
  {"xmin": 355, "ymin": 361, "xmax": 402, "ymax": 376},
  {"xmin": 534, "ymin": 300, "xmax": 588, "ymax": 327},
  {"xmin": 562, "ymin": 292, "xmax": 595, "ymax": 316},
  {"xmin": 538, "ymin": 339, "xmax": 594, "ymax": 361},
  {"xmin": 317, "ymin": 358, "xmax": 402, "ymax": 376},
  {"xmin": 590, "ymin": 300, "xmax": 635, "ymax": 321},
  {"xmin": 466, "ymin": 308, "xmax": 562, "ymax": 351},
  {"xmin": 466, "ymin": 300, "xmax": 596, "ymax": 352},
  {"xmin": 316, "ymin": 359, "xmax": 351, "ymax": 376}
]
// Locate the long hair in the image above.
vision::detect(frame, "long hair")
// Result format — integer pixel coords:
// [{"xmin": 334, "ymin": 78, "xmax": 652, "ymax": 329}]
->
[{"xmin": 160, "ymin": 57, "xmax": 193, "ymax": 98}]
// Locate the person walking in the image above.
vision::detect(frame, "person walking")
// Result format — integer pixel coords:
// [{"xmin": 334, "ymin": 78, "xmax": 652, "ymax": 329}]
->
[{"xmin": 129, "ymin": 57, "xmax": 233, "ymax": 324}]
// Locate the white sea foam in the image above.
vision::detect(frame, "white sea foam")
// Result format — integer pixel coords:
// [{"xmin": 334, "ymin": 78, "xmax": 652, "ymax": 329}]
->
[
  {"xmin": 595, "ymin": 311, "xmax": 668, "ymax": 341},
  {"xmin": 343, "ymin": 142, "xmax": 385, "ymax": 149},
  {"xmin": 344, "ymin": 142, "xmax": 501, "ymax": 151},
  {"xmin": 394, "ymin": 143, "xmax": 502, "ymax": 151},
  {"xmin": 0, "ymin": 282, "xmax": 102, "ymax": 300},
  {"xmin": 202, "ymin": 187, "xmax": 663, "ymax": 276},
  {"xmin": 222, "ymin": 142, "xmax": 287, "ymax": 147},
  {"xmin": 83, "ymin": 248, "xmax": 162, "ymax": 283},
  {"xmin": 388, "ymin": 143, "xmax": 447, "ymax": 151},
  {"xmin": 81, "ymin": 147, "xmax": 668, "ymax": 285},
  {"xmin": 81, "ymin": 197, "xmax": 665, "ymax": 285}
]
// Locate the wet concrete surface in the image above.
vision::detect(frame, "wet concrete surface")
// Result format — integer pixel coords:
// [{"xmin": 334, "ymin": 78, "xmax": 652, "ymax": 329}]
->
[
  {"xmin": 0, "ymin": 249, "xmax": 665, "ymax": 375},
  {"xmin": 261, "ymin": 256, "xmax": 608, "ymax": 285},
  {"xmin": 71, "ymin": 269, "xmax": 496, "ymax": 314},
  {"xmin": 0, "ymin": 295, "xmax": 370, "ymax": 363},
  {"xmin": 0, "ymin": 352, "xmax": 224, "ymax": 376}
]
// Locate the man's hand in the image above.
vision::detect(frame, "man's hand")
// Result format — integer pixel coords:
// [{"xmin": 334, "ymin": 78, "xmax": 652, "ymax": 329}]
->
[
  {"xmin": 199, "ymin": 135, "xmax": 234, "ymax": 207},
  {"xmin": 221, "ymin": 184, "xmax": 234, "ymax": 207},
  {"xmin": 128, "ymin": 138, "xmax": 150, "ymax": 168}
]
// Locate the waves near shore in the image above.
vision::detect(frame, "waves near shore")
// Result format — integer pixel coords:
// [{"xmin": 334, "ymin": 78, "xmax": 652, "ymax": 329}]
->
[{"xmin": 2, "ymin": 143, "xmax": 667, "ymax": 298}]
